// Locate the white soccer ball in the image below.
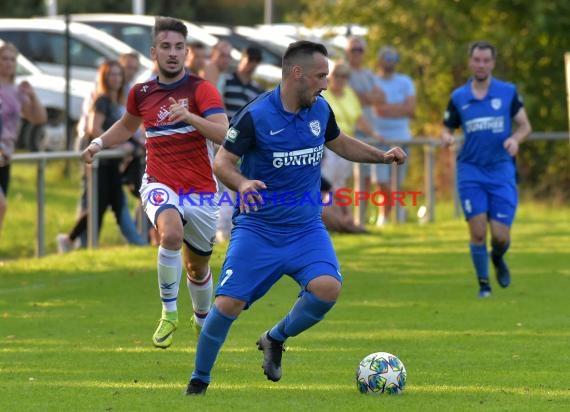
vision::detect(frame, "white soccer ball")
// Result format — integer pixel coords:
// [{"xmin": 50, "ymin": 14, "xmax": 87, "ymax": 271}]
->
[{"xmin": 356, "ymin": 352, "xmax": 407, "ymax": 395}]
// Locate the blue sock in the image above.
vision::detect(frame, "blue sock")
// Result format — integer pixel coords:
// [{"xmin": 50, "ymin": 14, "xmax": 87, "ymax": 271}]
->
[
  {"xmin": 191, "ymin": 305, "xmax": 236, "ymax": 384},
  {"xmin": 469, "ymin": 243, "xmax": 489, "ymax": 286},
  {"xmin": 268, "ymin": 291, "xmax": 336, "ymax": 342},
  {"xmin": 491, "ymin": 240, "xmax": 510, "ymax": 261}
]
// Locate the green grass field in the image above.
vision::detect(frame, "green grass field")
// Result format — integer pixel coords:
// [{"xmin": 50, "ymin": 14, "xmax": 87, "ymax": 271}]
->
[{"xmin": 1, "ymin": 163, "xmax": 569, "ymax": 411}]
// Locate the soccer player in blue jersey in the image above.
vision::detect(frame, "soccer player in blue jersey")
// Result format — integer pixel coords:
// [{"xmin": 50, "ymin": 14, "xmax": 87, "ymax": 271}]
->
[
  {"xmin": 441, "ymin": 41, "xmax": 532, "ymax": 298},
  {"xmin": 185, "ymin": 40, "xmax": 407, "ymax": 395}
]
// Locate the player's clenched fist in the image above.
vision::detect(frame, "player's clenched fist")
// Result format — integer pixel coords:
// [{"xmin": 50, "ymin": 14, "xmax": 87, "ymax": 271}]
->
[{"xmin": 81, "ymin": 137, "xmax": 103, "ymax": 164}]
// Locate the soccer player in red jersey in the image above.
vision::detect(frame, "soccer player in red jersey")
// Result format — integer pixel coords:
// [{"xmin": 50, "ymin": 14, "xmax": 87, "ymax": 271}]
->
[{"xmin": 82, "ymin": 17, "xmax": 228, "ymax": 348}]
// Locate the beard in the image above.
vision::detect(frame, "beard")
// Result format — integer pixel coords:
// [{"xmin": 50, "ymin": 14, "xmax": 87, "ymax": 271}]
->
[
  {"xmin": 382, "ymin": 65, "xmax": 396, "ymax": 75},
  {"xmin": 474, "ymin": 74, "xmax": 489, "ymax": 82},
  {"xmin": 158, "ymin": 63, "xmax": 183, "ymax": 80},
  {"xmin": 299, "ymin": 93, "xmax": 316, "ymax": 109}
]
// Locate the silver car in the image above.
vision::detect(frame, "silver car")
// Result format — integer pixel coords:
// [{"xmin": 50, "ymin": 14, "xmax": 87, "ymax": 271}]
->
[
  {"xmin": 62, "ymin": 14, "xmax": 281, "ymax": 86},
  {"xmin": 0, "ymin": 18, "xmax": 153, "ymax": 83}
]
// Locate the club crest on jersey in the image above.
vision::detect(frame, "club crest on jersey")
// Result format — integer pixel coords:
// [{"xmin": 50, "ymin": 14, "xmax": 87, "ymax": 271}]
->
[
  {"xmin": 309, "ymin": 120, "xmax": 321, "ymax": 137},
  {"xmin": 157, "ymin": 105, "xmax": 170, "ymax": 123},
  {"xmin": 225, "ymin": 127, "xmax": 239, "ymax": 143},
  {"xmin": 148, "ymin": 188, "xmax": 170, "ymax": 206},
  {"xmin": 491, "ymin": 98, "xmax": 502, "ymax": 110}
]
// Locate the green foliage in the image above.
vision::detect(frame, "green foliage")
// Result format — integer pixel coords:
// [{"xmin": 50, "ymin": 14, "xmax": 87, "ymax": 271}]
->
[
  {"xmin": 1, "ymin": 0, "xmax": 44, "ymax": 17},
  {"xmin": 1, "ymin": 202, "xmax": 569, "ymax": 410},
  {"xmin": 0, "ymin": 0, "xmax": 306, "ymax": 26}
]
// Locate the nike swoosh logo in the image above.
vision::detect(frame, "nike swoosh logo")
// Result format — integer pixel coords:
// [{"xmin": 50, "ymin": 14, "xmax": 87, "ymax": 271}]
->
[
  {"xmin": 461, "ymin": 104, "xmax": 470, "ymax": 110},
  {"xmin": 155, "ymin": 331, "xmax": 174, "ymax": 343},
  {"xmin": 497, "ymin": 213, "xmax": 508, "ymax": 218},
  {"xmin": 270, "ymin": 128, "xmax": 285, "ymax": 135}
]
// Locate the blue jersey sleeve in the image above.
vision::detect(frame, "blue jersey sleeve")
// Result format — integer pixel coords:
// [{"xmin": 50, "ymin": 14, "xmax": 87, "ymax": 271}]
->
[
  {"xmin": 223, "ymin": 111, "xmax": 255, "ymax": 157},
  {"xmin": 443, "ymin": 98, "xmax": 461, "ymax": 129},
  {"xmin": 325, "ymin": 102, "xmax": 341, "ymax": 142},
  {"xmin": 510, "ymin": 89, "xmax": 524, "ymax": 118}
]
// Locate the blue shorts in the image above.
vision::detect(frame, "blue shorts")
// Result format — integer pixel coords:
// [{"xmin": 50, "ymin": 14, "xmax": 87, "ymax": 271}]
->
[
  {"xmin": 216, "ymin": 222, "xmax": 342, "ymax": 308},
  {"xmin": 458, "ymin": 180, "xmax": 518, "ymax": 227}
]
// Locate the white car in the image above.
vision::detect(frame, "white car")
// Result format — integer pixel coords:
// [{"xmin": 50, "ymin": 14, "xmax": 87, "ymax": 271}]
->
[
  {"xmin": 64, "ymin": 14, "xmax": 220, "ymax": 59},
  {"xmin": 4, "ymin": 39, "xmax": 93, "ymax": 151},
  {"xmin": 0, "ymin": 18, "xmax": 153, "ymax": 83},
  {"xmin": 200, "ymin": 24, "xmax": 286, "ymax": 67},
  {"xmin": 255, "ymin": 23, "xmax": 366, "ymax": 59},
  {"xmin": 203, "ymin": 24, "xmax": 335, "ymax": 74},
  {"xmin": 64, "ymin": 14, "xmax": 281, "ymax": 87}
]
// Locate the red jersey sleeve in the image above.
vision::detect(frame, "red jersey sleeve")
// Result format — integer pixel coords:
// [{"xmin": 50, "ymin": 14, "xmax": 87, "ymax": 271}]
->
[
  {"xmin": 126, "ymin": 84, "xmax": 141, "ymax": 117},
  {"xmin": 194, "ymin": 80, "xmax": 225, "ymax": 117}
]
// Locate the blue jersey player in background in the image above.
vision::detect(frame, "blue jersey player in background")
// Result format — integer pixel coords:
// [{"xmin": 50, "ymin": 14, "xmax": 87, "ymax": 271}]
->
[
  {"xmin": 442, "ymin": 40, "xmax": 532, "ymax": 298},
  {"xmin": 185, "ymin": 41, "xmax": 407, "ymax": 395}
]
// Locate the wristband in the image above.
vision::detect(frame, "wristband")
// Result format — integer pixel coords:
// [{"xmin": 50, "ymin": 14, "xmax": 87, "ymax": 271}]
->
[{"xmin": 91, "ymin": 137, "xmax": 104, "ymax": 148}]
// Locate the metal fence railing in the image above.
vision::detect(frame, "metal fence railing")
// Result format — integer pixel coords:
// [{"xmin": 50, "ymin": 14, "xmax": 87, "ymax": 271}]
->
[
  {"xmin": 352, "ymin": 131, "xmax": 568, "ymax": 226},
  {"xmin": 11, "ymin": 149, "xmax": 126, "ymax": 257},
  {"xmin": 10, "ymin": 131, "xmax": 567, "ymax": 257}
]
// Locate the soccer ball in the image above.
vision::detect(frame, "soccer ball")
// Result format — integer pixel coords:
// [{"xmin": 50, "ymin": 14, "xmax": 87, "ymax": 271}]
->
[{"xmin": 356, "ymin": 352, "xmax": 407, "ymax": 395}]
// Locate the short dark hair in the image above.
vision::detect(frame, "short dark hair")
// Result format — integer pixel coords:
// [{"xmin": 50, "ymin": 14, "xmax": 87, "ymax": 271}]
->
[
  {"xmin": 153, "ymin": 16, "xmax": 188, "ymax": 45},
  {"xmin": 243, "ymin": 46, "xmax": 262, "ymax": 63},
  {"xmin": 282, "ymin": 40, "xmax": 328, "ymax": 73},
  {"xmin": 468, "ymin": 40, "xmax": 496, "ymax": 58}
]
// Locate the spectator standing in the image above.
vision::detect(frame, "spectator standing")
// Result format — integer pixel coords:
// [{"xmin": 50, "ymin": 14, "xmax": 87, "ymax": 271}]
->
[
  {"xmin": 345, "ymin": 36, "xmax": 385, "ymax": 222},
  {"xmin": 321, "ymin": 61, "xmax": 383, "ymax": 190},
  {"xmin": 373, "ymin": 46, "xmax": 416, "ymax": 225},
  {"xmin": 70, "ymin": 53, "xmax": 147, "ymax": 250},
  {"xmin": 441, "ymin": 40, "xmax": 531, "ymax": 298},
  {"xmin": 57, "ymin": 60, "xmax": 145, "ymax": 253},
  {"xmin": 221, "ymin": 46, "xmax": 264, "ymax": 120},
  {"xmin": 200, "ymin": 40, "xmax": 233, "ymax": 92},
  {"xmin": 185, "ymin": 41, "xmax": 208, "ymax": 75},
  {"xmin": 0, "ymin": 42, "xmax": 47, "ymax": 238}
]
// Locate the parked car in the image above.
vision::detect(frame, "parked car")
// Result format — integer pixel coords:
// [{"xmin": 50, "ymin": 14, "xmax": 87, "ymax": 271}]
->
[
  {"xmin": 200, "ymin": 24, "xmax": 286, "ymax": 67},
  {"xmin": 202, "ymin": 24, "xmax": 336, "ymax": 74},
  {"xmin": 63, "ymin": 14, "xmax": 220, "ymax": 59},
  {"xmin": 255, "ymin": 23, "xmax": 368, "ymax": 58},
  {"xmin": 63, "ymin": 14, "xmax": 281, "ymax": 86},
  {"xmin": 0, "ymin": 18, "xmax": 153, "ymax": 83},
  {"xmin": 9, "ymin": 40, "xmax": 93, "ymax": 151}
]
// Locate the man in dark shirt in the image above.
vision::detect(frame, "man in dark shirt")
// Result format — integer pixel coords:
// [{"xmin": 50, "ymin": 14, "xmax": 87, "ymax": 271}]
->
[{"xmin": 221, "ymin": 46, "xmax": 264, "ymax": 120}]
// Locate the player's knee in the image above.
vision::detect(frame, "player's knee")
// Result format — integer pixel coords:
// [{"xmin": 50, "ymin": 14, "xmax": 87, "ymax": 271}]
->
[
  {"xmin": 470, "ymin": 230, "xmax": 486, "ymax": 244},
  {"xmin": 185, "ymin": 261, "xmax": 209, "ymax": 280},
  {"xmin": 491, "ymin": 235, "xmax": 510, "ymax": 247},
  {"xmin": 215, "ymin": 296, "xmax": 245, "ymax": 318},
  {"xmin": 159, "ymin": 229, "xmax": 183, "ymax": 250},
  {"xmin": 308, "ymin": 276, "xmax": 342, "ymax": 302}
]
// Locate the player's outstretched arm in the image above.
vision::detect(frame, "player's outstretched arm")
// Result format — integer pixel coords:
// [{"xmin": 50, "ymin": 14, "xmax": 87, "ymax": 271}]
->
[
  {"xmin": 81, "ymin": 113, "xmax": 141, "ymax": 164},
  {"xmin": 326, "ymin": 132, "xmax": 406, "ymax": 165}
]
